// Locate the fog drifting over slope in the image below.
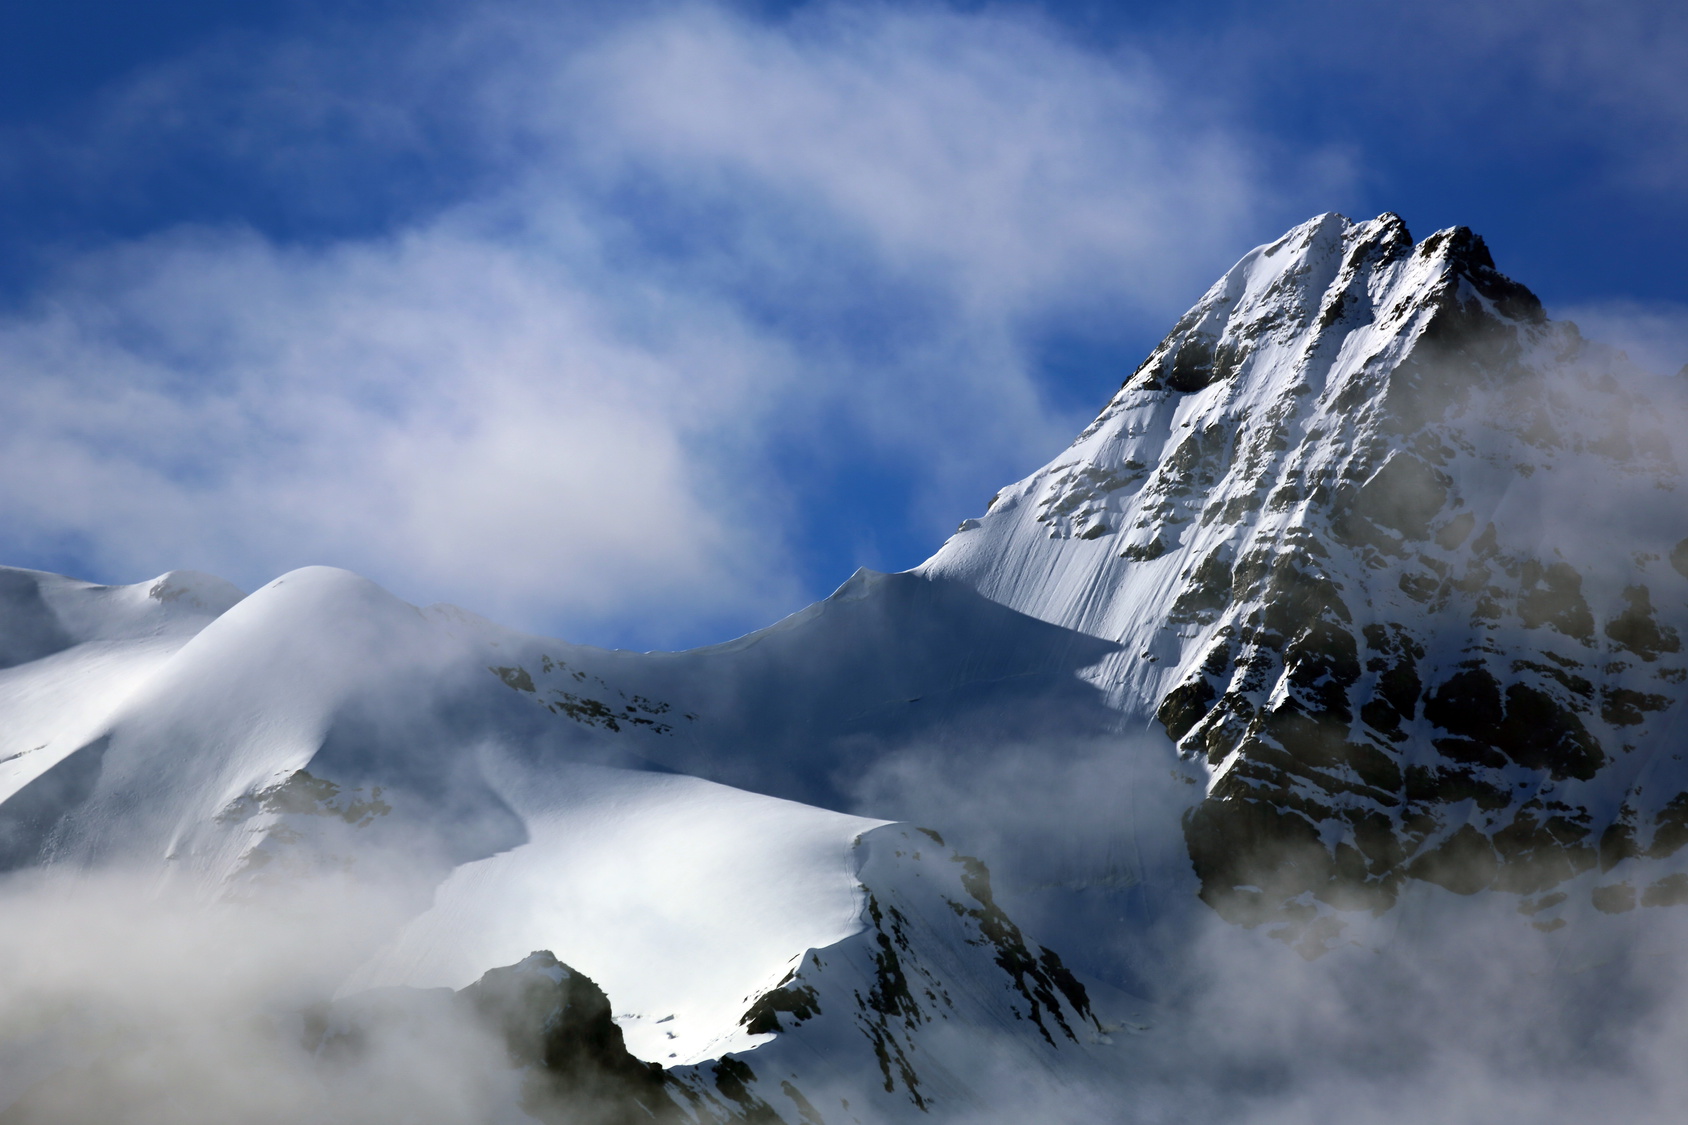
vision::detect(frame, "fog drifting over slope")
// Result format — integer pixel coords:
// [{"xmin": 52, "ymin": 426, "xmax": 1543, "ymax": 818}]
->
[
  {"xmin": 0, "ymin": 871, "xmax": 531, "ymax": 1125},
  {"xmin": 9, "ymin": 798, "xmax": 1688, "ymax": 1123},
  {"xmin": 0, "ymin": 5, "xmax": 1684, "ymax": 1116},
  {"xmin": 844, "ymin": 726, "xmax": 1688, "ymax": 1124}
]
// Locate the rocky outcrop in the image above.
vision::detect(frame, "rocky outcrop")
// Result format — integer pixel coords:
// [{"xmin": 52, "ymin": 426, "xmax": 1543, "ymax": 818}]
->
[{"xmin": 458, "ymin": 952, "xmax": 677, "ymax": 1125}]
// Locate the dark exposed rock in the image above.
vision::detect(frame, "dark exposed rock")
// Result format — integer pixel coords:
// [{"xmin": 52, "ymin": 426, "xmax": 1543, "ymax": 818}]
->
[
  {"xmin": 1362, "ymin": 624, "xmax": 1423, "ymax": 719},
  {"xmin": 1602, "ymin": 687, "xmax": 1670, "ymax": 726},
  {"xmin": 1648, "ymin": 794, "xmax": 1688, "ymax": 859},
  {"xmin": 1424, "ymin": 669, "xmax": 1603, "ymax": 780},
  {"xmin": 1425, "ymin": 668, "xmax": 1504, "ymax": 734},
  {"xmin": 1605, "ymin": 585, "xmax": 1680, "ymax": 661},
  {"xmin": 1169, "ymin": 548, "xmax": 1235, "ymax": 624},
  {"xmin": 217, "ymin": 768, "xmax": 391, "ymax": 828},
  {"xmin": 741, "ymin": 978, "xmax": 821, "ymax": 1036},
  {"xmin": 1183, "ymin": 799, "xmax": 1333, "ymax": 925},
  {"xmin": 1513, "ymin": 658, "xmax": 1593, "ymax": 700},
  {"xmin": 1671, "ymin": 538, "xmax": 1688, "ymax": 581},
  {"xmin": 1405, "ymin": 765, "xmax": 1510, "ymax": 811},
  {"xmin": 1600, "ymin": 818, "xmax": 1641, "ymax": 871},
  {"xmin": 951, "ymin": 855, "xmax": 1094, "ymax": 1048},
  {"xmin": 1490, "ymin": 812, "xmax": 1596, "ymax": 895},
  {"xmin": 1642, "ymin": 873, "xmax": 1688, "ymax": 907},
  {"xmin": 460, "ymin": 952, "xmax": 676, "ymax": 1125},
  {"xmin": 1116, "ymin": 218, "xmax": 1678, "ymax": 947},
  {"xmin": 1281, "ymin": 621, "xmax": 1361, "ymax": 719},
  {"xmin": 1349, "ymin": 454, "xmax": 1451, "ymax": 541},
  {"xmin": 1158, "ymin": 677, "xmax": 1217, "ymax": 742},
  {"xmin": 1120, "ymin": 539, "xmax": 1169, "ymax": 561},
  {"xmin": 1517, "ymin": 562, "xmax": 1594, "ymax": 640},
  {"xmin": 702, "ymin": 1058, "xmax": 785, "ymax": 1124},
  {"xmin": 1407, "ymin": 825, "xmax": 1499, "ymax": 896},
  {"xmin": 851, "ymin": 892, "xmax": 930, "ymax": 1105},
  {"xmin": 1166, "ymin": 334, "xmax": 1221, "ymax": 392},
  {"xmin": 1418, "ymin": 226, "xmax": 1546, "ymax": 325},
  {"xmin": 1496, "ymin": 683, "xmax": 1603, "ymax": 779},
  {"xmin": 1261, "ymin": 707, "xmax": 1400, "ymax": 793}
]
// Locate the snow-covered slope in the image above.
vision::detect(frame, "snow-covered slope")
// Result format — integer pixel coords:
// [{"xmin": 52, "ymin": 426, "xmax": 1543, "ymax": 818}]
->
[
  {"xmin": 349, "ymin": 765, "xmax": 885, "ymax": 1065},
  {"xmin": 0, "ymin": 568, "xmax": 243, "ymax": 865},
  {"xmin": 6, "ymin": 212, "xmax": 1687, "ymax": 1122},
  {"xmin": 664, "ymin": 825, "xmax": 1136, "ymax": 1125},
  {"xmin": 0, "ymin": 566, "xmax": 883, "ymax": 1058},
  {"xmin": 0, "ymin": 562, "xmax": 1131, "ymax": 1123}
]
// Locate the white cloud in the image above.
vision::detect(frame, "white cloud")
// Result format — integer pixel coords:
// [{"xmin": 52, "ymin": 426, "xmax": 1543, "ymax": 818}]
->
[
  {"xmin": 0, "ymin": 869, "xmax": 534, "ymax": 1124},
  {"xmin": 1556, "ymin": 299, "xmax": 1688, "ymax": 377},
  {"xmin": 563, "ymin": 4, "xmax": 1264, "ymax": 316},
  {"xmin": 1180, "ymin": 0, "xmax": 1688, "ymax": 194},
  {"xmin": 0, "ymin": 222, "xmax": 800, "ymax": 636},
  {"xmin": 0, "ymin": 2, "xmax": 1287, "ymax": 643},
  {"xmin": 1484, "ymin": 0, "xmax": 1688, "ymax": 190}
]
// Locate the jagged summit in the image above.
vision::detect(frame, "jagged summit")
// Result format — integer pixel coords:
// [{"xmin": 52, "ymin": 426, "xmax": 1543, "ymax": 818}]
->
[
  {"xmin": 1127, "ymin": 212, "xmax": 1544, "ymax": 399},
  {"xmin": 2, "ymin": 212, "xmax": 1684, "ymax": 1121},
  {"xmin": 921, "ymin": 212, "xmax": 1625, "ymax": 641}
]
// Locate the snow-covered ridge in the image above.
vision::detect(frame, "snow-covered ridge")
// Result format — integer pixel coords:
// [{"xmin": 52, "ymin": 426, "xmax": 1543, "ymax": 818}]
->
[
  {"xmin": 6, "ymin": 212, "xmax": 1688, "ymax": 1121},
  {"xmin": 0, "ymin": 558, "xmax": 1136, "ymax": 1123},
  {"xmin": 0, "ymin": 566, "xmax": 892, "ymax": 1056},
  {"xmin": 0, "ymin": 567, "xmax": 244, "ymax": 834}
]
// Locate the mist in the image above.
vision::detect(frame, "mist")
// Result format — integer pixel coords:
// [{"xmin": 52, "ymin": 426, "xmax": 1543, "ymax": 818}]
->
[
  {"xmin": 0, "ymin": 10, "xmax": 1682, "ymax": 1116},
  {"xmin": 839, "ymin": 719, "xmax": 1688, "ymax": 1125},
  {"xmin": 0, "ymin": 0, "xmax": 1294, "ymax": 651},
  {"xmin": 0, "ymin": 867, "xmax": 514, "ymax": 1124},
  {"xmin": 9, "ymin": 630, "xmax": 1688, "ymax": 1121}
]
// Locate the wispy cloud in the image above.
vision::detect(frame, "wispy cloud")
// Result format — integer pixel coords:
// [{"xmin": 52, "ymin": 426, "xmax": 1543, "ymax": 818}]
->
[
  {"xmin": 1151, "ymin": 0, "xmax": 1688, "ymax": 187},
  {"xmin": 0, "ymin": 223, "xmax": 801, "ymax": 638},
  {"xmin": 0, "ymin": 2, "xmax": 1290, "ymax": 646},
  {"xmin": 1556, "ymin": 299, "xmax": 1688, "ymax": 377}
]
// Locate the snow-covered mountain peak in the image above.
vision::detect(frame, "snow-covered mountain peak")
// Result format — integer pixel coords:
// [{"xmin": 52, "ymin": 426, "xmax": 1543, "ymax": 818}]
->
[
  {"xmin": 926, "ymin": 209, "xmax": 1668, "ymax": 642},
  {"xmin": 1114, "ymin": 210, "xmax": 1544, "ymax": 404},
  {"xmin": 6, "ymin": 212, "xmax": 1688, "ymax": 1122},
  {"xmin": 925, "ymin": 212, "xmax": 1688, "ymax": 951}
]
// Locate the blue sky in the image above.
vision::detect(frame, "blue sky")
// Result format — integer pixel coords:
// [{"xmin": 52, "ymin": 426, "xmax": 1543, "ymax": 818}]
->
[{"xmin": 0, "ymin": 0, "xmax": 1684, "ymax": 650}]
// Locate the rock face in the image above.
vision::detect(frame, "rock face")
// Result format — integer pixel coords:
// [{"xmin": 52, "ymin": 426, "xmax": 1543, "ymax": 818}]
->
[
  {"xmin": 305, "ymin": 952, "xmax": 678, "ymax": 1125},
  {"xmin": 924, "ymin": 212, "xmax": 1688, "ymax": 950},
  {"xmin": 457, "ymin": 952, "xmax": 677, "ymax": 1125}
]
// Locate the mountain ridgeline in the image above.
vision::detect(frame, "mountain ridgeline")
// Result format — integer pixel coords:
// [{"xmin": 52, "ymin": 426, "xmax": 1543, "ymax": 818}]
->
[
  {"xmin": 927, "ymin": 211, "xmax": 1688, "ymax": 951},
  {"xmin": 0, "ymin": 212, "xmax": 1683, "ymax": 1121}
]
